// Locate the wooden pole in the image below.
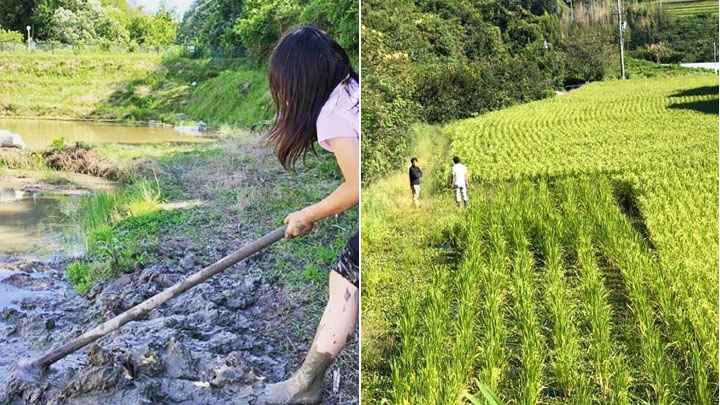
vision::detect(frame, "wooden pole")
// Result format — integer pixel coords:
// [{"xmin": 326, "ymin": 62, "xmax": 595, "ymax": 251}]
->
[{"xmin": 19, "ymin": 226, "xmax": 285, "ymax": 376}]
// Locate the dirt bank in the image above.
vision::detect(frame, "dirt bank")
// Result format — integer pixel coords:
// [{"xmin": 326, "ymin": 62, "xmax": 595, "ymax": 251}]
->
[{"xmin": 0, "ymin": 147, "xmax": 119, "ymax": 180}]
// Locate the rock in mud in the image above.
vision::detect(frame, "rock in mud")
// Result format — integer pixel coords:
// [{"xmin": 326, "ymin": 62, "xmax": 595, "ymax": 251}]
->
[
  {"xmin": 243, "ymin": 275, "xmax": 262, "ymax": 292},
  {"xmin": 224, "ymin": 292, "xmax": 257, "ymax": 310}
]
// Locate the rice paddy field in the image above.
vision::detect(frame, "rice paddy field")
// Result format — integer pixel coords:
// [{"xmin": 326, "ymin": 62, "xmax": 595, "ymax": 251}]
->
[
  {"xmin": 361, "ymin": 72, "xmax": 719, "ymax": 404},
  {"xmin": 661, "ymin": 0, "xmax": 718, "ymax": 18}
]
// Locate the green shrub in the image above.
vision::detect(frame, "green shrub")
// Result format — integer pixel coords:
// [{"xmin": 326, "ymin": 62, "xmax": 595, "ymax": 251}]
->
[
  {"xmin": 0, "ymin": 27, "xmax": 23, "ymax": 42},
  {"xmin": 50, "ymin": 136, "xmax": 67, "ymax": 150},
  {"xmin": 65, "ymin": 262, "xmax": 93, "ymax": 294}
]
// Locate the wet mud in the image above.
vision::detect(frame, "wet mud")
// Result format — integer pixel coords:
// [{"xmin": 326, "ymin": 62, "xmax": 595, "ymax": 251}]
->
[
  {"xmin": 0, "ymin": 136, "xmax": 358, "ymax": 404},
  {"xmin": 0, "ymin": 251, "xmax": 343, "ymax": 405}
]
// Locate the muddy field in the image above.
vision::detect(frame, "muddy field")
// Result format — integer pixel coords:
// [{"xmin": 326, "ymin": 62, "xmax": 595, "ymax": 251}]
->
[{"xmin": 0, "ymin": 136, "xmax": 358, "ymax": 404}]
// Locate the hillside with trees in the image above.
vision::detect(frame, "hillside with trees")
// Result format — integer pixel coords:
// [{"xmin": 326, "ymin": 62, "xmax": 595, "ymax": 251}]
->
[
  {"xmin": 361, "ymin": 0, "xmax": 717, "ymax": 183},
  {"xmin": 0, "ymin": 0, "xmax": 177, "ymax": 46},
  {"xmin": 177, "ymin": 0, "xmax": 359, "ymax": 60}
]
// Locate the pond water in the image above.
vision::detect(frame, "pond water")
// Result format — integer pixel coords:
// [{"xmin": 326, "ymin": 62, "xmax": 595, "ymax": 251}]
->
[
  {"xmin": 0, "ymin": 270, "xmax": 41, "ymax": 312},
  {"xmin": 0, "ymin": 118, "xmax": 212, "ymax": 150},
  {"xmin": 0, "ymin": 189, "xmax": 83, "ymax": 258}
]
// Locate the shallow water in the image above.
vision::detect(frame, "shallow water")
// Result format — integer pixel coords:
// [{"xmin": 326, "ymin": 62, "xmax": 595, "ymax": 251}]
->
[
  {"xmin": 0, "ymin": 189, "xmax": 82, "ymax": 257},
  {"xmin": 0, "ymin": 118, "xmax": 212, "ymax": 150},
  {"xmin": 0, "ymin": 270, "xmax": 38, "ymax": 311}
]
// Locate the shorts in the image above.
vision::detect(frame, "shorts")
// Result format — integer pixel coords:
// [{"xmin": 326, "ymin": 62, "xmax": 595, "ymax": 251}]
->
[{"xmin": 334, "ymin": 230, "xmax": 359, "ymax": 287}]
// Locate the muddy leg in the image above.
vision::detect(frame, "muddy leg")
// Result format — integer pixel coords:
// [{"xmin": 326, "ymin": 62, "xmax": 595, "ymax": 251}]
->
[{"xmin": 261, "ymin": 270, "xmax": 358, "ymax": 404}]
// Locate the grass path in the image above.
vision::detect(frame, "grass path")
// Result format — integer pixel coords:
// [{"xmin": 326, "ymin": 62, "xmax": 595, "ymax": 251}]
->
[{"xmin": 361, "ymin": 125, "xmax": 464, "ymax": 403}]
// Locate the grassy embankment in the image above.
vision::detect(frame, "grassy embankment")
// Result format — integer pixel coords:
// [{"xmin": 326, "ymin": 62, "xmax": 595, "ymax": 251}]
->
[
  {"xmin": 0, "ymin": 50, "xmax": 273, "ymax": 127},
  {"xmin": 362, "ymin": 72, "xmax": 718, "ymax": 403}
]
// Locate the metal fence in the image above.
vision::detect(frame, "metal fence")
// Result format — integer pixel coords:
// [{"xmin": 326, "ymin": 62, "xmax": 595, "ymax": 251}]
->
[
  {"xmin": 0, "ymin": 40, "xmax": 182, "ymax": 54},
  {"xmin": 0, "ymin": 41, "xmax": 246, "ymax": 58}
]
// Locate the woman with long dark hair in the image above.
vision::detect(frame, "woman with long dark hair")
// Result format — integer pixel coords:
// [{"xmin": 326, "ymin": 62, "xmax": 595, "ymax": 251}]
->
[{"xmin": 260, "ymin": 25, "xmax": 359, "ymax": 404}]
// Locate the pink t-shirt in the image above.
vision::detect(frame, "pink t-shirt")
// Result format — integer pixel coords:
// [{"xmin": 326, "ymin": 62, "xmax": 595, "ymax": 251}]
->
[{"xmin": 316, "ymin": 79, "xmax": 359, "ymax": 152}]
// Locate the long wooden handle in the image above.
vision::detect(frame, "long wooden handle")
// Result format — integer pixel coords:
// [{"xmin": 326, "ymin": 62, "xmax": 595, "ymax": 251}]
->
[{"xmin": 26, "ymin": 226, "xmax": 286, "ymax": 370}]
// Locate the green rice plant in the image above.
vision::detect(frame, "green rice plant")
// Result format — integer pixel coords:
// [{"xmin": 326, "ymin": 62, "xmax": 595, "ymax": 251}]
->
[
  {"xmin": 532, "ymin": 183, "xmax": 591, "ymax": 400},
  {"xmin": 579, "ymin": 178, "xmax": 681, "ymax": 402},
  {"xmin": 446, "ymin": 75, "xmax": 718, "ymax": 183},
  {"xmin": 463, "ymin": 384, "xmax": 503, "ymax": 405},
  {"xmin": 475, "ymin": 205, "xmax": 511, "ymax": 397},
  {"xmin": 391, "ymin": 290, "xmax": 422, "ymax": 404},
  {"xmin": 448, "ymin": 212, "xmax": 484, "ymax": 401},
  {"xmin": 416, "ymin": 267, "xmax": 453, "ymax": 403},
  {"xmin": 505, "ymin": 202, "xmax": 545, "ymax": 404},
  {"xmin": 559, "ymin": 181, "xmax": 631, "ymax": 402}
]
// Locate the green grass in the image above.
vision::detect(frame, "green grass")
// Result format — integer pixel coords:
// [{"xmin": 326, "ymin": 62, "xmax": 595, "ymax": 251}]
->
[
  {"xmin": 362, "ymin": 125, "xmax": 464, "ymax": 403},
  {"xmin": 662, "ymin": 0, "xmax": 718, "ymax": 18},
  {"xmin": 622, "ymin": 57, "xmax": 701, "ymax": 78},
  {"xmin": 65, "ymin": 177, "xmax": 187, "ymax": 293},
  {"xmin": 631, "ymin": 0, "xmax": 718, "ymax": 19},
  {"xmin": 0, "ymin": 50, "xmax": 273, "ymax": 128},
  {"xmin": 65, "ymin": 262, "xmax": 93, "ymax": 295},
  {"xmin": 362, "ymin": 72, "xmax": 718, "ymax": 403}
]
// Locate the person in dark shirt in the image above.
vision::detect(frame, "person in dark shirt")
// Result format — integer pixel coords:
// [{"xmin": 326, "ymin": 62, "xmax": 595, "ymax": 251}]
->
[{"xmin": 409, "ymin": 157, "xmax": 422, "ymax": 206}]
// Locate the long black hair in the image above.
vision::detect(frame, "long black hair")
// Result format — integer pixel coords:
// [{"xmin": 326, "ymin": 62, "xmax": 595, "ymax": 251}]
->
[{"xmin": 266, "ymin": 25, "xmax": 358, "ymax": 169}]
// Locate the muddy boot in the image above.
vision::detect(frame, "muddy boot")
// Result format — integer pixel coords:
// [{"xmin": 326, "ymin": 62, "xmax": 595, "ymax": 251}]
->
[{"xmin": 259, "ymin": 344, "xmax": 333, "ymax": 404}]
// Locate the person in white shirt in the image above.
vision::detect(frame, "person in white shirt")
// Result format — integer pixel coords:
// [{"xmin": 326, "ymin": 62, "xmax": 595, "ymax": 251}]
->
[{"xmin": 451, "ymin": 156, "xmax": 469, "ymax": 207}]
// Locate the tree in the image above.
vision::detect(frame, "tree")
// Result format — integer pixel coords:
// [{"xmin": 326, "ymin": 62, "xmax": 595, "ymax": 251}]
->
[
  {"xmin": 128, "ymin": 6, "xmax": 178, "ymax": 46},
  {"xmin": 49, "ymin": 7, "xmax": 96, "ymax": 43},
  {"xmin": 233, "ymin": 0, "xmax": 303, "ymax": 60},
  {"xmin": 178, "ymin": 0, "xmax": 245, "ymax": 51},
  {"xmin": 0, "ymin": 0, "xmax": 38, "ymax": 35}
]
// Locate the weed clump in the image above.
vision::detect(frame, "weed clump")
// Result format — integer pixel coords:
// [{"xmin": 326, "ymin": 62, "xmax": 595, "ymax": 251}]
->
[
  {"xmin": 42, "ymin": 147, "xmax": 119, "ymax": 179},
  {"xmin": 65, "ymin": 262, "xmax": 93, "ymax": 294}
]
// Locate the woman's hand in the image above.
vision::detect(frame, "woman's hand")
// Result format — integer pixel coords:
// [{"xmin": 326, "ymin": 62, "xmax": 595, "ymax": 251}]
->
[
  {"xmin": 282, "ymin": 137, "xmax": 358, "ymax": 240},
  {"xmin": 284, "ymin": 209, "xmax": 314, "ymax": 239}
]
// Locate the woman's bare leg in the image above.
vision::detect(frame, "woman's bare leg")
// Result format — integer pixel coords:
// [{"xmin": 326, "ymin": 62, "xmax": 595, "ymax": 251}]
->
[{"xmin": 261, "ymin": 270, "xmax": 359, "ymax": 404}]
